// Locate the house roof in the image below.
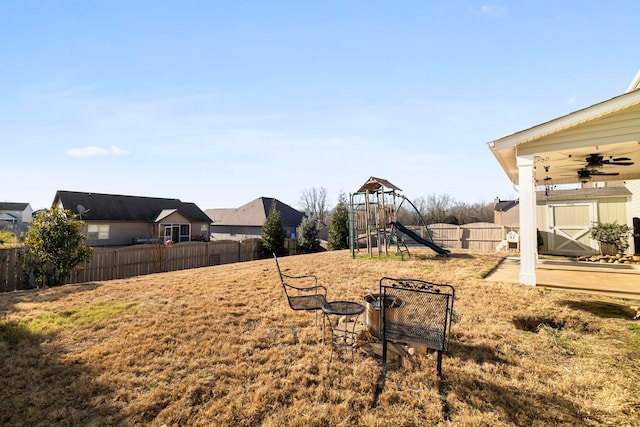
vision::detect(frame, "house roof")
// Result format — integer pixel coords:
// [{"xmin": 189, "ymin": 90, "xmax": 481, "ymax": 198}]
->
[
  {"xmin": 488, "ymin": 72, "xmax": 640, "ymax": 186},
  {"xmin": 357, "ymin": 176, "xmax": 402, "ymax": 192},
  {"xmin": 536, "ymin": 186, "xmax": 631, "ymax": 202},
  {"xmin": 0, "ymin": 202, "xmax": 30, "ymax": 211},
  {"xmin": 494, "ymin": 200, "xmax": 519, "ymax": 212},
  {"xmin": 53, "ymin": 191, "xmax": 211, "ymax": 223},
  {"xmin": 626, "ymin": 70, "xmax": 640, "ymax": 93},
  {"xmin": 206, "ymin": 197, "xmax": 305, "ymax": 227}
]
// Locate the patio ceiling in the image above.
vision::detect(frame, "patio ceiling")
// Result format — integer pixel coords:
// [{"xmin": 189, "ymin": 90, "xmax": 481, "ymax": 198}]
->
[{"xmin": 488, "ymin": 89, "xmax": 640, "ymax": 186}]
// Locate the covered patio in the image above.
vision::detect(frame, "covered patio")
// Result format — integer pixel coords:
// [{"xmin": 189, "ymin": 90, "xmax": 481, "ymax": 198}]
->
[
  {"xmin": 488, "ymin": 71, "xmax": 640, "ymax": 286},
  {"xmin": 486, "ymin": 256, "xmax": 640, "ymax": 302}
]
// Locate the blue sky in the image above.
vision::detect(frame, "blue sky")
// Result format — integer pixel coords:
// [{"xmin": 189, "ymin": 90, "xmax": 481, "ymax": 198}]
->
[{"xmin": 1, "ymin": 1, "xmax": 638, "ymax": 211}]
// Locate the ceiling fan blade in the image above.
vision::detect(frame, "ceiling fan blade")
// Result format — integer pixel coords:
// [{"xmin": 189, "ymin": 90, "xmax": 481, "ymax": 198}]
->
[
  {"xmin": 604, "ymin": 161, "xmax": 634, "ymax": 166},
  {"xmin": 611, "ymin": 157, "xmax": 632, "ymax": 161},
  {"xmin": 589, "ymin": 171, "xmax": 620, "ymax": 176}
]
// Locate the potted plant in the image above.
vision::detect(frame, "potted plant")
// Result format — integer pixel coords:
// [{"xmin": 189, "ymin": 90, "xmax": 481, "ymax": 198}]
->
[{"xmin": 589, "ymin": 221, "xmax": 632, "ymax": 255}]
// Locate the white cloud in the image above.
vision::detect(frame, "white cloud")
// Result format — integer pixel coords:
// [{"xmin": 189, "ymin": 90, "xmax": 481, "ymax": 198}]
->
[
  {"xmin": 66, "ymin": 145, "xmax": 130, "ymax": 157},
  {"xmin": 471, "ymin": 5, "xmax": 507, "ymax": 16},
  {"xmin": 568, "ymin": 95, "xmax": 577, "ymax": 105}
]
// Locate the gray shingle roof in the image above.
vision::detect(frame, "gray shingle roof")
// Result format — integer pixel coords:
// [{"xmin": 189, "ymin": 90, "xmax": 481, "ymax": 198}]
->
[
  {"xmin": 0, "ymin": 202, "xmax": 30, "ymax": 211},
  {"xmin": 206, "ymin": 197, "xmax": 305, "ymax": 227},
  {"xmin": 53, "ymin": 191, "xmax": 211, "ymax": 223},
  {"xmin": 494, "ymin": 200, "xmax": 519, "ymax": 212}
]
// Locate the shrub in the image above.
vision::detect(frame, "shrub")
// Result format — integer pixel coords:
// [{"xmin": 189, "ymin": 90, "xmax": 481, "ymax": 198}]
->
[
  {"xmin": 24, "ymin": 208, "xmax": 93, "ymax": 287},
  {"xmin": 0, "ymin": 231, "xmax": 18, "ymax": 248},
  {"xmin": 589, "ymin": 221, "xmax": 633, "ymax": 253}
]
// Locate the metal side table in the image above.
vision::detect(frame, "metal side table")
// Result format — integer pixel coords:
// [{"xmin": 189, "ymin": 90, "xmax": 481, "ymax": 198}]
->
[{"xmin": 322, "ymin": 300, "xmax": 365, "ymax": 361}]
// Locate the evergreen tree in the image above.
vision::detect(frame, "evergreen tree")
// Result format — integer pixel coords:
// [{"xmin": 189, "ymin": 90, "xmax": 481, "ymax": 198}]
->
[
  {"xmin": 261, "ymin": 200, "xmax": 287, "ymax": 256},
  {"xmin": 328, "ymin": 194, "xmax": 349, "ymax": 250},
  {"xmin": 297, "ymin": 216, "xmax": 321, "ymax": 253},
  {"xmin": 24, "ymin": 208, "xmax": 93, "ymax": 287}
]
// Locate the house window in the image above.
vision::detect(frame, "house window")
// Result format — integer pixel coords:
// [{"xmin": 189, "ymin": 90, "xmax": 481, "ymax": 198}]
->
[
  {"xmin": 180, "ymin": 224, "xmax": 190, "ymax": 242},
  {"xmin": 88, "ymin": 224, "xmax": 109, "ymax": 240},
  {"xmin": 163, "ymin": 224, "xmax": 191, "ymax": 243}
]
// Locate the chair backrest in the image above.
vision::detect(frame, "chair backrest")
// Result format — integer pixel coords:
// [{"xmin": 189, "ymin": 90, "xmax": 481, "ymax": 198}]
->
[
  {"xmin": 273, "ymin": 253, "xmax": 326, "ymax": 316},
  {"xmin": 379, "ymin": 277, "xmax": 455, "ymax": 352},
  {"xmin": 273, "ymin": 253, "xmax": 290, "ymax": 296}
]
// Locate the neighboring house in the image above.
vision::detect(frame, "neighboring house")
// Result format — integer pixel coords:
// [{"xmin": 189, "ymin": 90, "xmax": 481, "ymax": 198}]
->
[
  {"xmin": 207, "ymin": 197, "xmax": 305, "ymax": 241},
  {"xmin": 0, "ymin": 202, "xmax": 33, "ymax": 237},
  {"xmin": 493, "ymin": 198, "xmax": 519, "ymax": 227},
  {"xmin": 53, "ymin": 191, "xmax": 211, "ymax": 247},
  {"xmin": 0, "ymin": 202, "xmax": 33, "ymax": 225}
]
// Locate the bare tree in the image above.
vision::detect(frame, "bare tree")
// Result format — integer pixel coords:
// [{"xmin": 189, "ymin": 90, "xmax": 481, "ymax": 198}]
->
[
  {"xmin": 298, "ymin": 187, "xmax": 329, "ymax": 223},
  {"xmin": 425, "ymin": 193, "xmax": 455, "ymax": 224},
  {"xmin": 397, "ymin": 192, "xmax": 495, "ymax": 226}
]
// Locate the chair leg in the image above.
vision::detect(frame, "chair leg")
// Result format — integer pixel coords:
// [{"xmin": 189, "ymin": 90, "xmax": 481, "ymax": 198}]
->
[
  {"xmin": 372, "ymin": 337, "xmax": 388, "ymax": 407},
  {"xmin": 436, "ymin": 350, "xmax": 450, "ymax": 421}
]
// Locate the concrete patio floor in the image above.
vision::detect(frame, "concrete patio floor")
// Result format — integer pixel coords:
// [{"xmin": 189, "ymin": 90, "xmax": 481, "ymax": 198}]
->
[{"xmin": 485, "ymin": 257, "xmax": 640, "ymax": 301}]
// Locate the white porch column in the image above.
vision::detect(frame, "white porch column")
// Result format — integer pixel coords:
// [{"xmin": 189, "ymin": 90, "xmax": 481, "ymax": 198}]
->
[{"xmin": 517, "ymin": 154, "xmax": 537, "ymax": 285}]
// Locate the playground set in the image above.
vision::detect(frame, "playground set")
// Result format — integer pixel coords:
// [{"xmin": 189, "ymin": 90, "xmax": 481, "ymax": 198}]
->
[{"xmin": 348, "ymin": 177, "xmax": 450, "ymax": 258}]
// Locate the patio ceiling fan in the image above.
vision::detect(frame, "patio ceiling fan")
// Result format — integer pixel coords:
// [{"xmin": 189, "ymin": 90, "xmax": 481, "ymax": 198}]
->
[
  {"xmin": 575, "ymin": 153, "xmax": 634, "ymax": 168},
  {"xmin": 575, "ymin": 167, "xmax": 619, "ymax": 183}
]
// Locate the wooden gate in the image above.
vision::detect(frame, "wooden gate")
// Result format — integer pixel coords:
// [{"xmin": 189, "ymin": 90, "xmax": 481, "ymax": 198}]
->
[{"xmin": 547, "ymin": 202, "xmax": 598, "ymax": 256}]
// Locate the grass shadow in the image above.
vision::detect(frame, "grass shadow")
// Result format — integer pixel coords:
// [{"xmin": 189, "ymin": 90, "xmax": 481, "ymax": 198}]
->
[
  {"xmin": 0, "ymin": 282, "xmax": 103, "ymax": 315},
  {"xmin": 451, "ymin": 375, "xmax": 589, "ymax": 425},
  {"xmin": 409, "ymin": 252, "xmax": 478, "ymax": 262},
  {"xmin": 449, "ymin": 341, "xmax": 513, "ymax": 366},
  {"xmin": 559, "ymin": 299, "xmax": 639, "ymax": 320}
]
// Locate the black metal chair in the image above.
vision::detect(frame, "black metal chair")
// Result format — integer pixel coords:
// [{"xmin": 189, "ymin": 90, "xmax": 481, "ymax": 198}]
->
[
  {"xmin": 373, "ymin": 277, "xmax": 455, "ymax": 411},
  {"xmin": 273, "ymin": 253, "xmax": 328, "ymax": 331}
]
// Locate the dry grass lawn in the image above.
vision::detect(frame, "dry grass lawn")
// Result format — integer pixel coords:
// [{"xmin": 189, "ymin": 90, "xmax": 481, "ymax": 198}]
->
[{"xmin": 1, "ymin": 248, "xmax": 639, "ymax": 426}]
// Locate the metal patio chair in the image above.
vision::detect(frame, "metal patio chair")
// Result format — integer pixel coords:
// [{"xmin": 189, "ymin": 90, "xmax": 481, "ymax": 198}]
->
[
  {"xmin": 273, "ymin": 253, "xmax": 328, "ymax": 333},
  {"xmin": 373, "ymin": 277, "xmax": 455, "ymax": 413}
]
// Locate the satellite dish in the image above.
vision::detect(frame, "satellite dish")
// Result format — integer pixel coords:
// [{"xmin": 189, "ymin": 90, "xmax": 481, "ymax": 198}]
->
[{"xmin": 77, "ymin": 204, "xmax": 90, "ymax": 219}]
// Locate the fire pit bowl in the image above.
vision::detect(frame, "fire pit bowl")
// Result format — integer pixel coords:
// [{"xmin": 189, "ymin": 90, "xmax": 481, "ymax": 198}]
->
[{"xmin": 364, "ymin": 294, "xmax": 407, "ymax": 338}]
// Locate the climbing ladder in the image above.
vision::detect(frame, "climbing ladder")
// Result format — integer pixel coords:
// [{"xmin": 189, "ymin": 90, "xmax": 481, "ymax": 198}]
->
[{"xmin": 388, "ymin": 222, "xmax": 410, "ymax": 259}]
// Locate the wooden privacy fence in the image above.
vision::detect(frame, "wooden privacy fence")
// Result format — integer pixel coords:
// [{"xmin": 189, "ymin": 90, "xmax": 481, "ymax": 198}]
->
[
  {"xmin": 405, "ymin": 222, "xmax": 520, "ymax": 252},
  {"xmin": 0, "ymin": 239, "xmax": 280, "ymax": 293},
  {"xmin": 0, "ymin": 225, "xmax": 514, "ymax": 293}
]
